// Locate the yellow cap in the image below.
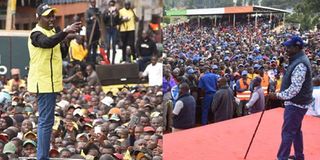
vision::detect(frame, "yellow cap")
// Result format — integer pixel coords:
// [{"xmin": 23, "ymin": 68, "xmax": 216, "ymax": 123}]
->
[{"xmin": 42, "ymin": 8, "xmax": 57, "ymax": 16}]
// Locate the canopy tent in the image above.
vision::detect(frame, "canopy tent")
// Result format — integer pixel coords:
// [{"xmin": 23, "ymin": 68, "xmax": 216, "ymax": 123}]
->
[
  {"xmin": 166, "ymin": 5, "xmax": 292, "ymax": 28},
  {"xmin": 166, "ymin": 5, "xmax": 291, "ymax": 16}
]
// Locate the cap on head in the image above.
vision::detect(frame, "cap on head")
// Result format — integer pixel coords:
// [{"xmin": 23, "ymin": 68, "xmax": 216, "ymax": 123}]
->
[
  {"xmin": 125, "ymin": 1, "xmax": 131, "ymax": 5},
  {"xmin": 253, "ymin": 76, "xmax": 262, "ymax": 84},
  {"xmin": 211, "ymin": 65, "xmax": 218, "ymax": 70},
  {"xmin": 3, "ymin": 142, "xmax": 16, "ymax": 154},
  {"xmin": 36, "ymin": 3, "xmax": 57, "ymax": 18},
  {"xmin": 186, "ymin": 67, "xmax": 196, "ymax": 75},
  {"xmin": 241, "ymin": 70, "xmax": 248, "ymax": 76},
  {"xmin": 282, "ymin": 36, "xmax": 304, "ymax": 48},
  {"xmin": 253, "ymin": 64, "xmax": 261, "ymax": 70},
  {"xmin": 23, "ymin": 140, "xmax": 37, "ymax": 147}
]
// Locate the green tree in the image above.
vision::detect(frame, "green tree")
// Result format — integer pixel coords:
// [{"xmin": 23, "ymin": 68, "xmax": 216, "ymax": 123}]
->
[
  {"xmin": 286, "ymin": 0, "xmax": 320, "ymax": 30},
  {"xmin": 261, "ymin": 0, "xmax": 300, "ymax": 9},
  {"xmin": 214, "ymin": 0, "xmax": 234, "ymax": 7}
]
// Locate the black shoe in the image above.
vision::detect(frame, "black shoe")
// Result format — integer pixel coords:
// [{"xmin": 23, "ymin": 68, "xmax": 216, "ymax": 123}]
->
[{"xmin": 288, "ymin": 155, "xmax": 296, "ymax": 160}]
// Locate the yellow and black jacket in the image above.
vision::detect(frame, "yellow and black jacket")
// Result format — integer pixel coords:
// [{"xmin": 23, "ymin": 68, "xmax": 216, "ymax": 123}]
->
[{"xmin": 28, "ymin": 25, "xmax": 67, "ymax": 93}]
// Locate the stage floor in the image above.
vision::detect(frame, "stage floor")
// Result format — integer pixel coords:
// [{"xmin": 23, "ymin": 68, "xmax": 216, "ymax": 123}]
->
[{"xmin": 164, "ymin": 108, "xmax": 320, "ymax": 160}]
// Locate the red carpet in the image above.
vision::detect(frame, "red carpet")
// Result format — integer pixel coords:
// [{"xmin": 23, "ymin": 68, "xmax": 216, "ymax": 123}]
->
[{"xmin": 164, "ymin": 108, "xmax": 320, "ymax": 160}]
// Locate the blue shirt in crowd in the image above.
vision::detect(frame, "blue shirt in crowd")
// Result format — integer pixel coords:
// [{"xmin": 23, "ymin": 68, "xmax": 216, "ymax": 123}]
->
[{"xmin": 198, "ymin": 72, "xmax": 220, "ymax": 94}]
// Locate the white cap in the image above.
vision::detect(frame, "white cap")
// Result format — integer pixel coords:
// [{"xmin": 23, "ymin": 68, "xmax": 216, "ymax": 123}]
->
[
  {"xmin": 76, "ymin": 133, "xmax": 89, "ymax": 141},
  {"xmin": 101, "ymin": 96, "xmax": 114, "ymax": 106},
  {"xmin": 73, "ymin": 108, "xmax": 83, "ymax": 117}
]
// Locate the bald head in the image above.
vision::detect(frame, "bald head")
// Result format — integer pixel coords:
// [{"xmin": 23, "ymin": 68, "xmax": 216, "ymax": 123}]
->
[
  {"xmin": 218, "ymin": 77, "xmax": 227, "ymax": 88},
  {"xmin": 179, "ymin": 83, "xmax": 190, "ymax": 94},
  {"xmin": 99, "ymin": 154, "xmax": 115, "ymax": 160}
]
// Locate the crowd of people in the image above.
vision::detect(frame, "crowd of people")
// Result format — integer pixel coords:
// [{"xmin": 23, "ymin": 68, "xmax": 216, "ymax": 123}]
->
[
  {"xmin": 0, "ymin": 0, "xmax": 163, "ymax": 160},
  {"xmin": 162, "ymin": 16, "xmax": 320, "ymax": 132},
  {"xmin": 74, "ymin": 0, "xmax": 161, "ymax": 72},
  {"xmin": 0, "ymin": 68, "xmax": 163, "ymax": 160}
]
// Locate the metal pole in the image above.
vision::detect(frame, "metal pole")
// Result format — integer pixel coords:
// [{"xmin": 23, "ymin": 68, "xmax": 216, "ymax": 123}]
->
[
  {"xmin": 244, "ymin": 109, "xmax": 266, "ymax": 159},
  {"xmin": 233, "ymin": 14, "xmax": 236, "ymax": 27},
  {"xmin": 212, "ymin": 17, "xmax": 214, "ymax": 27},
  {"xmin": 215, "ymin": 15, "xmax": 217, "ymax": 26},
  {"xmin": 255, "ymin": 12, "xmax": 258, "ymax": 28}
]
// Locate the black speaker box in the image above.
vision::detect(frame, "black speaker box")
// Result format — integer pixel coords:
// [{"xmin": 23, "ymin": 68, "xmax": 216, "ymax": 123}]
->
[{"xmin": 96, "ymin": 64, "xmax": 141, "ymax": 85}]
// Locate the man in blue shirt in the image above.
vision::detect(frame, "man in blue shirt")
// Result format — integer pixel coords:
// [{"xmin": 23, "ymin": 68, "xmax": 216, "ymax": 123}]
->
[{"xmin": 198, "ymin": 65, "xmax": 220, "ymax": 124}]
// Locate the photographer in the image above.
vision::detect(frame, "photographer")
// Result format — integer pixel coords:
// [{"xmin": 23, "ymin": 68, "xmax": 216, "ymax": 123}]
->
[{"xmin": 85, "ymin": 0, "xmax": 101, "ymax": 65}]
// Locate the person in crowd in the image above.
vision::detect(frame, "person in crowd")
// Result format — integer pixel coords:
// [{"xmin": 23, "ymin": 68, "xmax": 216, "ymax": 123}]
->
[
  {"xmin": 6, "ymin": 68, "xmax": 25, "ymax": 92},
  {"xmin": 245, "ymin": 76, "xmax": 265, "ymax": 114},
  {"xmin": 103, "ymin": 0, "xmax": 120, "ymax": 64},
  {"xmin": 85, "ymin": 64, "xmax": 100, "ymax": 86},
  {"xmin": 140, "ymin": 56, "xmax": 163, "ymax": 87},
  {"xmin": 69, "ymin": 35, "xmax": 88, "ymax": 63},
  {"xmin": 198, "ymin": 65, "xmax": 219, "ymax": 125},
  {"xmin": 119, "ymin": 1, "xmax": 137, "ymax": 62},
  {"xmin": 136, "ymin": 30, "xmax": 158, "ymax": 72},
  {"xmin": 236, "ymin": 70, "xmax": 251, "ymax": 116},
  {"xmin": 85, "ymin": 0, "xmax": 101, "ymax": 64},
  {"xmin": 306, "ymin": 76, "xmax": 320, "ymax": 117},
  {"xmin": 211, "ymin": 77, "xmax": 235, "ymax": 123},
  {"xmin": 22, "ymin": 140, "xmax": 37, "ymax": 157},
  {"xmin": 172, "ymin": 83, "xmax": 196, "ymax": 132},
  {"xmin": 182, "ymin": 67, "xmax": 198, "ymax": 100}
]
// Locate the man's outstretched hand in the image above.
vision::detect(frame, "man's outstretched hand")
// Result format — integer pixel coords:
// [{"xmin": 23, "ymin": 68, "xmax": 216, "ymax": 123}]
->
[{"xmin": 63, "ymin": 22, "xmax": 82, "ymax": 33}]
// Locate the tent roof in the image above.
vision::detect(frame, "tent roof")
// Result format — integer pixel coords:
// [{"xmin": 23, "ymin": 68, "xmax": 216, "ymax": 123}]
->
[{"xmin": 166, "ymin": 5, "xmax": 292, "ymax": 16}]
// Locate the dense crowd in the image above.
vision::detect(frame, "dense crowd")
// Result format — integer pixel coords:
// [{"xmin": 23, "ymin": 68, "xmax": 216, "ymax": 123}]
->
[
  {"xmin": 0, "ymin": 65, "xmax": 163, "ymax": 160},
  {"xmin": 162, "ymin": 16, "xmax": 320, "ymax": 131}
]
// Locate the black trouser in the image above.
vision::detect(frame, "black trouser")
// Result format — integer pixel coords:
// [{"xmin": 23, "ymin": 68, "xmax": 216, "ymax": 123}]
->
[
  {"xmin": 86, "ymin": 29, "xmax": 100, "ymax": 65},
  {"xmin": 138, "ymin": 56, "xmax": 151, "ymax": 72},
  {"xmin": 86, "ymin": 40, "xmax": 98, "ymax": 65},
  {"xmin": 105, "ymin": 27, "xmax": 118, "ymax": 64},
  {"xmin": 238, "ymin": 100, "xmax": 248, "ymax": 116},
  {"xmin": 120, "ymin": 30, "xmax": 135, "ymax": 62}
]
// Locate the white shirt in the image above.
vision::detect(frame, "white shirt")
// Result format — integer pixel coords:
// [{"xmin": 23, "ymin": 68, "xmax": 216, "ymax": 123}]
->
[
  {"xmin": 142, "ymin": 62, "xmax": 163, "ymax": 86},
  {"xmin": 172, "ymin": 100, "xmax": 184, "ymax": 115},
  {"xmin": 306, "ymin": 86, "xmax": 320, "ymax": 116},
  {"xmin": 246, "ymin": 91, "xmax": 259, "ymax": 108}
]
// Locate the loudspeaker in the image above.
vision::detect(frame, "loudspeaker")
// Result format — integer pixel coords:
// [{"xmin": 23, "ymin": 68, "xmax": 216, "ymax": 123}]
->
[{"xmin": 96, "ymin": 64, "xmax": 141, "ymax": 85}]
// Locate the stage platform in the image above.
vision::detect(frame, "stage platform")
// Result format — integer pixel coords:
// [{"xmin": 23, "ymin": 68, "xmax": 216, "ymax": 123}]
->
[{"xmin": 164, "ymin": 108, "xmax": 320, "ymax": 160}]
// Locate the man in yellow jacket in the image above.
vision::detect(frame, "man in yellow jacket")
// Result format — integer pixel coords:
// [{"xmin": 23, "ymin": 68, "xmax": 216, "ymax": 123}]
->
[{"xmin": 27, "ymin": 3, "xmax": 81, "ymax": 160}]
